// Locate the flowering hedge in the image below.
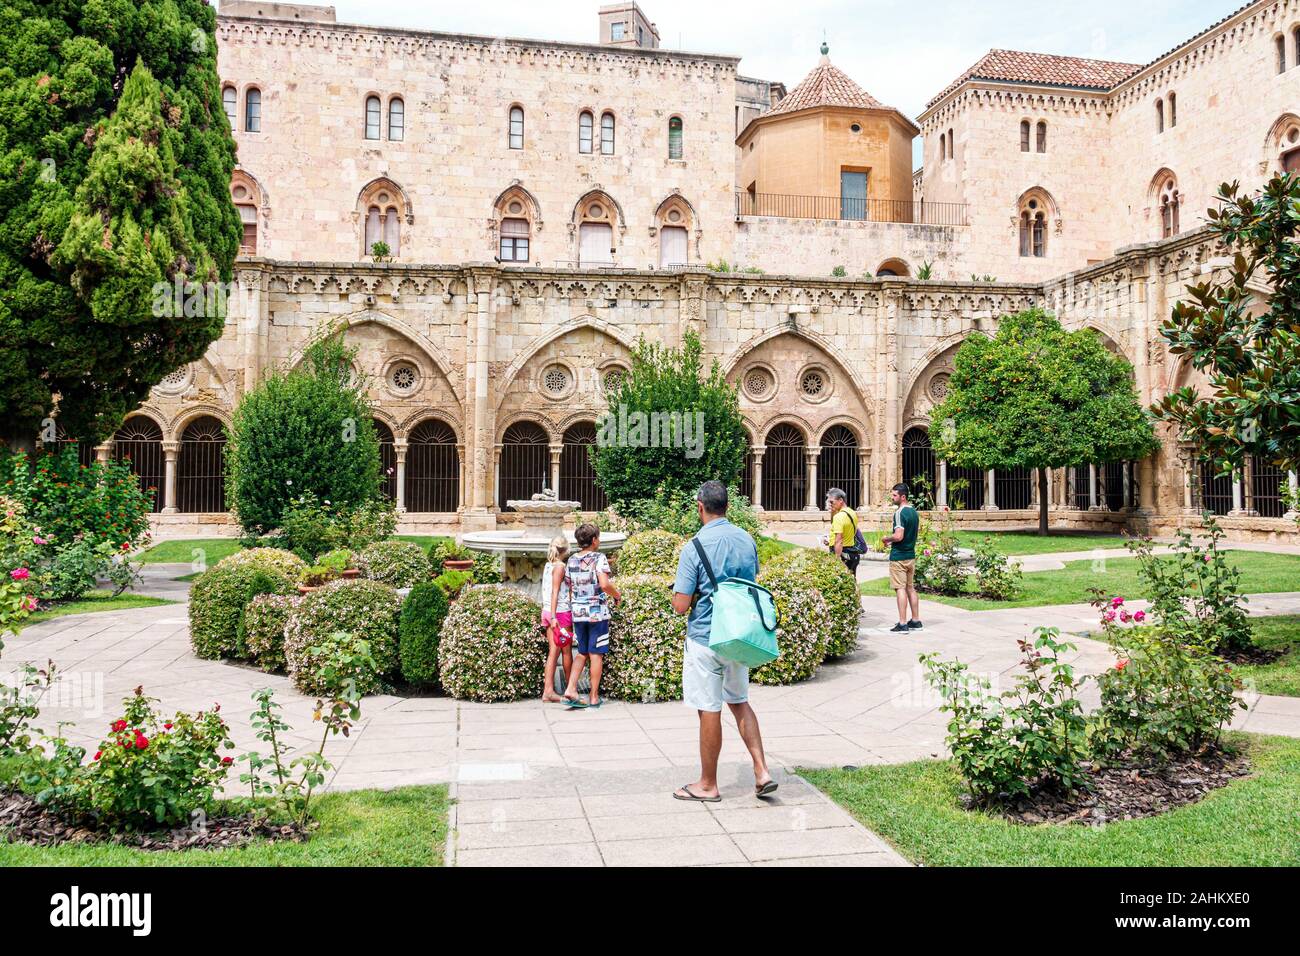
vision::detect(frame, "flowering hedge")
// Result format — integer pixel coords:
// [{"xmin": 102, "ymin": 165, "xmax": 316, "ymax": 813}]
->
[
  {"xmin": 616, "ymin": 530, "xmax": 685, "ymax": 577},
  {"xmin": 284, "ymin": 578, "xmax": 400, "ymax": 695},
  {"xmin": 765, "ymin": 548, "xmax": 859, "ymax": 658},
  {"xmin": 437, "ymin": 585, "xmax": 545, "ymax": 702},
  {"xmin": 188, "ymin": 551, "xmax": 302, "ymax": 660},
  {"xmin": 603, "ymin": 575, "xmax": 686, "ymax": 701},
  {"xmin": 751, "ymin": 564, "xmax": 832, "ymax": 685},
  {"xmin": 239, "ymin": 593, "xmax": 301, "ymax": 673},
  {"xmin": 357, "ymin": 539, "xmax": 431, "ymax": 588}
]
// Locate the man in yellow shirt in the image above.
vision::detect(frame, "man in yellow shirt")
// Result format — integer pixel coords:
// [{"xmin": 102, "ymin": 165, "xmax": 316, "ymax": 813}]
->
[{"xmin": 824, "ymin": 487, "xmax": 861, "ymax": 576}]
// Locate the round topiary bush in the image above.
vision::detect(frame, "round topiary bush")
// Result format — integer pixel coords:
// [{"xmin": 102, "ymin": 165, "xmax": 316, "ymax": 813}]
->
[
  {"xmin": 603, "ymin": 575, "xmax": 686, "ymax": 702},
  {"xmin": 188, "ymin": 559, "xmax": 299, "ymax": 660},
  {"xmin": 437, "ymin": 585, "xmax": 545, "ymax": 702},
  {"xmin": 751, "ymin": 564, "xmax": 832, "ymax": 685},
  {"xmin": 356, "ymin": 539, "xmax": 431, "ymax": 588},
  {"xmin": 399, "ymin": 580, "xmax": 451, "ymax": 689},
  {"xmin": 284, "ymin": 578, "xmax": 401, "ymax": 695},
  {"xmin": 215, "ymin": 547, "xmax": 308, "ymax": 578},
  {"xmin": 766, "ymin": 548, "xmax": 861, "ymax": 658},
  {"xmin": 616, "ymin": 530, "xmax": 685, "ymax": 577},
  {"xmin": 239, "ymin": 593, "xmax": 301, "ymax": 673}
]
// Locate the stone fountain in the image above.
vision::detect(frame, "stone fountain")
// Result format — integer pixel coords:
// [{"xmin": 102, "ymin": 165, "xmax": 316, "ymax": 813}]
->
[{"xmin": 460, "ymin": 488, "xmax": 625, "ymax": 602}]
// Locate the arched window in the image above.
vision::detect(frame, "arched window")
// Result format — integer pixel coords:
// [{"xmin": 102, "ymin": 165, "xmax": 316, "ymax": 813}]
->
[
  {"xmin": 244, "ymin": 87, "xmax": 261, "ymax": 133},
  {"xmin": 995, "ymin": 467, "xmax": 1032, "ymax": 510},
  {"xmin": 576, "ymin": 192, "xmax": 618, "ymax": 265},
  {"xmin": 1156, "ymin": 98, "xmax": 1164, "ymax": 133},
  {"xmin": 560, "ymin": 422, "xmax": 607, "ymax": 511},
  {"xmin": 406, "ymin": 418, "xmax": 459, "ymax": 513},
  {"xmin": 1019, "ymin": 120, "xmax": 1030, "ymax": 152},
  {"xmin": 1036, "ymin": 120, "xmax": 1047, "ymax": 153},
  {"xmin": 1157, "ymin": 174, "xmax": 1180, "ymax": 238},
  {"xmin": 947, "ymin": 128, "xmax": 954, "ymax": 158},
  {"xmin": 230, "ymin": 172, "xmax": 262, "ymax": 255},
  {"xmin": 509, "ymin": 106, "xmax": 525, "ymax": 149},
  {"xmin": 939, "ymin": 132, "xmax": 947, "ymax": 161},
  {"xmin": 499, "ymin": 421, "xmax": 549, "ymax": 510},
  {"xmin": 1018, "ymin": 194, "xmax": 1048, "ymax": 257},
  {"xmin": 1168, "ymin": 92, "xmax": 1176, "ymax": 128},
  {"xmin": 388, "ymin": 97, "xmax": 404, "ymax": 141},
  {"xmin": 818, "ymin": 425, "xmax": 861, "ymax": 509},
  {"xmin": 578, "ymin": 111, "xmax": 593, "ymax": 154},
  {"xmin": 876, "ymin": 258, "xmax": 910, "ymax": 277},
  {"xmin": 494, "ymin": 185, "xmax": 538, "ymax": 262},
  {"xmin": 668, "ymin": 116, "xmax": 683, "ymax": 159},
  {"xmin": 600, "ymin": 112, "xmax": 616, "ymax": 155},
  {"xmin": 1251, "ymin": 455, "xmax": 1286, "ymax": 518},
  {"xmin": 762, "ymin": 423, "xmax": 806, "ymax": 512},
  {"xmin": 222, "ymin": 86, "xmax": 237, "ymax": 126},
  {"xmin": 358, "ymin": 180, "xmax": 407, "ymax": 258},
  {"xmin": 902, "ymin": 428, "xmax": 935, "ymax": 505},
  {"xmin": 1294, "ymin": 28, "xmax": 1300, "ymax": 67},
  {"xmin": 364, "ymin": 95, "xmax": 381, "ymax": 139},
  {"xmin": 1278, "ymin": 35, "xmax": 1289, "ymax": 74},
  {"xmin": 374, "ymin": 419, "xmax": 396, "ymax": 501},
  {"xmin": 113, "ymin": 417, "xmax": 164, "ymax": 513},
  {"xmin": 178, "ymin": 416, "xmax": 227, "ymax": 513},
  {"xmin": 655, "ymin": 195, "xmax": 693, "ymax": 268},
  {"xmin": 500, "ymin": 218, "xmax": 530, "ymax": 262}
]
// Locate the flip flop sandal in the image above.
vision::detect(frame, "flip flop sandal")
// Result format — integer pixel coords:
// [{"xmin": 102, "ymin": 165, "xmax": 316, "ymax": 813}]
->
[
  {"xmin": 755, "ymin": 780, "xmax": 779, "ymax": 798},
  {"xmin": 564, "ymin": 698, "xmax": 588, "ymax": 710},
  {"xmin": 673, "ymin": 784, "xmax": 722, "ymax": 803}
]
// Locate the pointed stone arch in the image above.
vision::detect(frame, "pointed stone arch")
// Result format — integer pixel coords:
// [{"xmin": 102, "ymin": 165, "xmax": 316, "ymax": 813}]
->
[
  {"xmin": 723, "ymin": 325, "xmax": 872, "ymax": 408},
  {"xmin": 496, "ymin": 316, "xmax": 637, "ymax": 400},
  {"xmin": 287, "ymin": 311, "xmax": 456, "ymax": 381},
  {"xmin": 1263, "ymin": 113, "xmax": 1300, "ymax": 173},
  {"xmin": 355, "ymin": 177, "xmax": 412, "ymax": 258}
]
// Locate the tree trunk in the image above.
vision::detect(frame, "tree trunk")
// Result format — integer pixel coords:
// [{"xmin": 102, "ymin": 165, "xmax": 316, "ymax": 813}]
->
[{"xmin": 1038, "ymin": 467, "xmax": 1050, "ymax": 536}]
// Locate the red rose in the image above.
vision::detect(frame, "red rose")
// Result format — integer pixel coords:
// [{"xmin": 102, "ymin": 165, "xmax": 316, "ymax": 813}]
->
[
  {"xmin": 164, "ymin": 722, "xmax": 173, "ymax": 730},
  {"xmin": 221, "ymin": 756, "xmax": 233, "ymax": 766},
  {"xmin": 1115, "ymin": 659, "xmax": 1129, "ymax": 672},
  {"xmin": 135, "ymin": 735, "xmax": 149, "ymax": 750},
  {"xmin": 93, "ymin": 751, "xmax": 102, "ymax": 761},
  {"xmin": 111, "ymin": 719, "xmax": 126, "ymax": 732}
]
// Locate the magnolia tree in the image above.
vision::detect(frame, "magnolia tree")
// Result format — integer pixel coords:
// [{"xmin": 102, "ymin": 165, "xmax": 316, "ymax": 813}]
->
[
  {"xmin": 929, "ymin": 309, "xmax": 1159, "ymax": 535},
  {"xmin": 1153, "ymin": 175, "xmax": 1300, "ymax": 490},
  {"xmin": 0, "ymin": 1, "xmax": 240, "ymax": 450}
]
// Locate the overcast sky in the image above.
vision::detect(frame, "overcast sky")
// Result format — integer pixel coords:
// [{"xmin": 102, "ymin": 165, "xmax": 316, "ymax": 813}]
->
[{"xmin": 307, "ymin": 0, "xmax": 1237, "ymax": 161}]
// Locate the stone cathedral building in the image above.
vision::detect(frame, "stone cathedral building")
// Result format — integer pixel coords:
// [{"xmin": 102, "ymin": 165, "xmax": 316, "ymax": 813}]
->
[{"xmin": 80, "ymin": 0, "xmax": 1300, "ymax": 539}]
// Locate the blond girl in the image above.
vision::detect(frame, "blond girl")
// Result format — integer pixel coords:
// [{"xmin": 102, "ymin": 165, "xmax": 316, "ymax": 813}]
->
[{"xmin": 540, "ymin": 534, "xmax": 575, "ymax": 702}]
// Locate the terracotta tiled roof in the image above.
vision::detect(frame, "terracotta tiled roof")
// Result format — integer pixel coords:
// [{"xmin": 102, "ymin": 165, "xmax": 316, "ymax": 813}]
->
[
  {"xmin": 926, "ymin": 49, "xmax": 1143, "ymax": 108},
  {"xmin": 768, "ymin": 55, "xmax": 887, "ymax": 115}
]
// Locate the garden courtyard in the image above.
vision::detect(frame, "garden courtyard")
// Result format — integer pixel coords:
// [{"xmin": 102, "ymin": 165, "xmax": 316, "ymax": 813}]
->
[{"xmin": 4, "ymin": 534, "xmax": 1299, "ymax": 867}]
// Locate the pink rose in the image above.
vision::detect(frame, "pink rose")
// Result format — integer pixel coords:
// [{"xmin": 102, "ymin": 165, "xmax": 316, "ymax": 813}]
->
[
  {"xmin": 1118, "ymin": 610, "xmax": 1131, "ymax": 623},
  {"xmin": 22, "ymin": 595, "xmax": 37, "ymax": 612},
  {"xmin": 32, "ymin": 536, "xmax": 47, "ymax": 545},
  {"xmin": 1111, "ymin": 596, "xmax": 1124, "ymax": 608},
  {"xmin": 10, "ymin": 568, "xmax": 29, "ymax": 581},
  {"xmin": 1103, "ymin": 610, "xmax": 1117, "ymax": 623},
  {"xmin": 1133, "ymin": 610, "xmax": 1146, "ymax": 623}
]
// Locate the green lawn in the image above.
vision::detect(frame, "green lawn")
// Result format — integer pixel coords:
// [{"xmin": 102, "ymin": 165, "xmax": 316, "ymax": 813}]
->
[
  {"xmin": 803, "ymin": 733, "xmax": 1300, "ymax": 866},
  {"xmin": 861, "ymin": 550, "xmax": 1300, "ymax": 610},
  {"xmin": 857, "ymin": 529, "xmax": 1128, "ymax": 556},
  {"xmin": 19, "ymin": 591, "xmax": 174, "ymax": 631},
  {"xmin": 140, "ymin": 535, "xmax": 450, "ymax": 569},
  {"xmin": 0, "ymin": 785, "xmax": 449, "ymax": 866},
  {"xmin": 1238, "ymin": 615, "xmax": 1300, "ymax": 697}
]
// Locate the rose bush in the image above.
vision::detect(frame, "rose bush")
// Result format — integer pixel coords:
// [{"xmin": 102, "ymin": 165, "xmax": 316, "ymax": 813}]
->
[
  {"xmin": 283, "ymin": 578, "xmax": 400, "ymax": 695},
  {"xmin": 603, "ymin": 575, "xmax": 686, "ymax": 701},
  {"xmin": 437, "ymin": 585, "xmax": 545, "ymax": 702},
  {"xmin": 751, "ymin": 564, "xmax": 832, "ymax": 685}
]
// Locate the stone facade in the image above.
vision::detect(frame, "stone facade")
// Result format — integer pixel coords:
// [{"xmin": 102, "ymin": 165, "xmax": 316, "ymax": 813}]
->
[{"xmin": 102, "ymin": 1, "xmax": 1300, "ymax": 543}]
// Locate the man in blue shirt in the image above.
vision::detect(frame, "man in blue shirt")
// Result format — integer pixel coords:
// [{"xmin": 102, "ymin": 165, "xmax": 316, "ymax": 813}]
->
[{"xmin": 670, "ymin": 480, "xmax": 776, "ymax": 802}]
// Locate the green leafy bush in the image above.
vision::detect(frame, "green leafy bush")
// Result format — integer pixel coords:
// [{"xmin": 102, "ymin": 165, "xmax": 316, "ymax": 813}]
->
[
  {"xmin": 470, "ymin": 549, "xmax": 503, "ymax": 585},
  {"xmin": 226, "ymin": 334, "xmax": 383, "ymax": 535},
  {"xmin": 284, "ymin": 579, "xmax": 401, "ymax": 695},
  {"xmin": 437, "ymin": 585, "xmax": 544, "ymax": 702},
  {"xmin": 276, "ymin": 491, "xmax": 396, "ymax": 560},
  {"xmin": 972, "ymin": 537, "xmax": 1022, "ymax": 600},
  {"xmin": 434, "ymin": 569, "xmax": 473, "ymax": 599},
  {"xmin": 916, "ymin": 512, "xmax": 965, "ymax": 595},
  {"xmin": 398, "ymin": 581, "xmax": 451, "ymax": 689},
  {"xmin": 27, "ymin": 688, "xmax": 234, "ymax": 831},
  {"xmin": 766, "ymin": 548, "xmax": 860, "ymax": 658},
  {"xmin": 604, "ymin": 483, "xmax": 761, "ymax": 539},
  {"xmin": 357, "ymin": 539, "xmax": 431, "ymax": 588},
  {"xmin": 922, "ymin": 628, "xmax": 1089, "ymax": 803},
  {"xmin": 617, "ymin": 530, "xmax": 685, "ymax": 576},
  {"xmin": 603, "ymin": 575, "xmax": 686, "ymax": 701},
  {"xmin": 751, "ymin": 565, "xmax": 832, "ymax": 685},
  {"xmin": 427, "ymin": 538, "xmax": 470, "ymax": 567},
  {"xmin": 755, "ymin": 536, "xmax": 788, "ymax": 565},
  {"xmin": 188, "ymin": 553, "xmax": 301, "ymax": 660},
  {"xmin": 239, "ymin": 593, "xmax": 301, "ymax": 673}
]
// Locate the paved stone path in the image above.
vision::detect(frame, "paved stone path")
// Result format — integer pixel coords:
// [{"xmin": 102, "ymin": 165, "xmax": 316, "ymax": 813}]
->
[{"xmin": 4, "ymin": 550, "xmax": 1298, "ymax": 866}]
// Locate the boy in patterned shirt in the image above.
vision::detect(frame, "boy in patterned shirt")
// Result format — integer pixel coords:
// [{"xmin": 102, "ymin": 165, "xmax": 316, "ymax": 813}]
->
[{"xmin": 562, "ymin": 523, "xmax": 621, "ymax": 709}]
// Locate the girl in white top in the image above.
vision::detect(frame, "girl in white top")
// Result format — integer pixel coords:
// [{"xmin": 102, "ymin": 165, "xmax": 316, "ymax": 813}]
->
[{"xmin": 541, "ymin": 535, "xmax": 575, "ymax": 703}]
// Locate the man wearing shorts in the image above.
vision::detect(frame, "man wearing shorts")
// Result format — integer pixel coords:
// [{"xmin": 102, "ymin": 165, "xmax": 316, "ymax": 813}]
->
[
  {"xmin": 884, "ymin": 482, "xmax": 921, "ymax": 633},
  {"xmin": 562, "ymin": 523, "xmax": 620, "ymax": 709},
  {"xmin": 669, "ymin": 480, "xmax": 776, "ymax": 802}
]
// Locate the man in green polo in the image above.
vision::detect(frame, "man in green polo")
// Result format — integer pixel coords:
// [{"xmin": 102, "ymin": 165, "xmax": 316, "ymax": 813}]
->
[{"xmin": 883, "ymin": 482, "xmax": 921, "ymax": 633}]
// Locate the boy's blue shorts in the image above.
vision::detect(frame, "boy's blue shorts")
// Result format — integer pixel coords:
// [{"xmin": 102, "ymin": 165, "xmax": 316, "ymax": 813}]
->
[{"xmin": 574, "ymin": 619, "xmax": 610, "ymax": 656}]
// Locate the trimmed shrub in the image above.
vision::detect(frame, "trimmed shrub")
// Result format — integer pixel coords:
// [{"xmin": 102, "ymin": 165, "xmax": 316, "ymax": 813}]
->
[
  {"xmin": 356, "ymin": 540, "xmax": 431, "ymax": 588},
  {"xmin": 216, "ymin": 547, "xmax": 308, "ymax": 578},
  {"xmin": 603, "ymin": 575, "xmax": 686, "ymax": 702},
  {"xmin": 617, "ymin": 530, "xmax": 685, "ymax": 577},
  {"xmin": 766, "ymin": 548, "xmax": 860, "ymax": 659},
  {"xmin": 189, "ymin": 559, "xmax": 298, "ymax": 660},
  {"xmin": 399, "ymin": 580, "xmax": 451, "ymax": 689},
  {"xmin": 751, "ymin": 564, "xmax": 832, "ymax": 685},
  {"xmin": 470, "ymin": 549, "xmax": 503, "ymax": 585},
  {"xmin": 240, "ymin": 593, "xmax": 300, "ymax": 673},
  {"xmin": 437, "ymin": 585, "xmax": 544, "ymax": 702},
  {"xmin": 284, "ymin": 578, "xmax": 401, "ymax": 695}
]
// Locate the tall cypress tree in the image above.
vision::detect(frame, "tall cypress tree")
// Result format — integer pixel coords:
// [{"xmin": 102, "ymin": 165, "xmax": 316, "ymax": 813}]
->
[{"xmin": 0, "ymin": 0, "xmax": 239, "ymax": 448}]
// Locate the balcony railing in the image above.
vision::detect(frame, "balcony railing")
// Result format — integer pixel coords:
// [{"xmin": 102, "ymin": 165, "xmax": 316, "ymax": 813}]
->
[{"xmin": 736, "ymin": 191, "xmax": 969, "ymax": 226}]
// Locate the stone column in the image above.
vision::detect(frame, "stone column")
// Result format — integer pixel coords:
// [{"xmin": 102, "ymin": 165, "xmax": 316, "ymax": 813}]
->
[
  {"xmin": 937, "ymin": 460, "xmax": 948, "ymax": 509},
  {"xmin": 94, "ymin": 442, "xmax": 113, "ymax": 466},
  {"xmin": 1030, "ymin": 468, "xmax": 1039, "ymax": 507},
  {"xmin": 161, "ymin": 441, "xmax": 179, "ymax": 514},
  {"xmin": 805, "ymin": 447, "xmax": 821, "ymax": 511},
  {"xmin": 1088, "ymin": 463, "xmax": 1103, "ymax": 511},
  {"xmin": 491, "ymin": 445, "xmax": 503, "ymax": 510},
  {"xmin": 1182, "ymin": 458, "xmax": 1197, "ymax": 513},
  {"xmin": 463, "ymin": 268, "xmax": 498, "ymax": 528},
  {"xmin": 394, "ymin": 441, "xmax": 408, "ymax": 513},
  {"xmin": 457, "ymin": 446, "xmax": 467, "ymax": 511},
  {"xmin": 858, "ymin": 449, "xmax": 872, "ymax": 508},
  {"xmin": 1231, "ymin": 471, "xmax": 1245, "ymax": 515},
  {"xmin": 981, "ymin": 469, "xmax": 998, "ymax": 511},
  {"xmin": 1286, "ymin": 471, "xmax": 1299, "ymax": 518},
  {"xmin": 752, "ymin": 447, "xmax": 766, "ymax": 510},
  {"xmin": 1122, "ymin": 462, "xmax": 1132, "ymax": 512},
  {"xmin": 549, "ymin": 444, "xmax": 564, "ymax": 498},
  {"xmin": 1138, "ymin": 458, "xmax": 1157, "ymax": 513}
]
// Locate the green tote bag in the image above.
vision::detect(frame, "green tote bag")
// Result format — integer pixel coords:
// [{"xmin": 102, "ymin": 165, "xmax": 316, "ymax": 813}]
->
[{"xmin": 691, "ymin": 538, "xmax": 781, "ymax": 667}]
